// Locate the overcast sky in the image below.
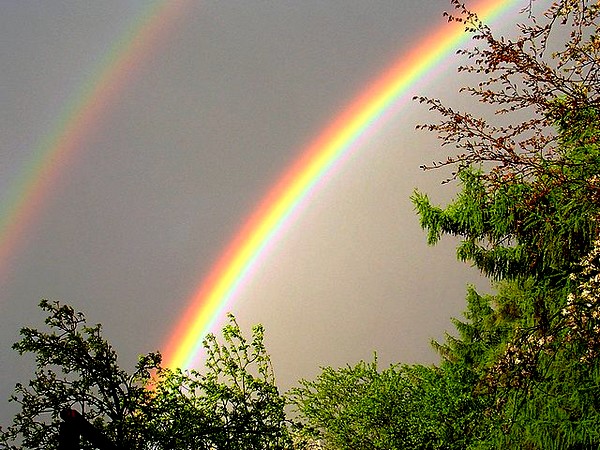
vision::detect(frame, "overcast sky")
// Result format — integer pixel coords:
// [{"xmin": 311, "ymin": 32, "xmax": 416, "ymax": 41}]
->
[{"xmin": 1, "ymin": 1, "xmax": 528, "ymax": 424}]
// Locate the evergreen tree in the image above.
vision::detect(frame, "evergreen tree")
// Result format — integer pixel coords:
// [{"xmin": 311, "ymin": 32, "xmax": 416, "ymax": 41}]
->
[{"xmin": 412, "ymin": 0, "xmax": 600, "ymax": 447}]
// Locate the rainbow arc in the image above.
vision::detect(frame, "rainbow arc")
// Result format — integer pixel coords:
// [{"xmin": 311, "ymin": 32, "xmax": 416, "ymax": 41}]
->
[{"xmin": 162, "ymin": 0, "xmax": 520, "ymax": 370}]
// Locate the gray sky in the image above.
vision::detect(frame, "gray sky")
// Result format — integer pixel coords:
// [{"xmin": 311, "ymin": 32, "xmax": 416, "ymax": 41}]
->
[{"xmin": 1, "ymin": 1, "xmax": 525, "ymax": 423}]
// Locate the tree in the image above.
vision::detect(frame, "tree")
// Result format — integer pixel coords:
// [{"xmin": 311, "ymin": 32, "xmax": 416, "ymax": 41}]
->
[
  {"xmin": 0, "ymin": 300, "xmax": 291, "ymax": 450},
  {"xmin": 289, "ymin": 357, "xmax": 439, "ymax": 450},
  {"xmin": 0, "ymin": 300, "xmax": 157, "ymax": 450},
  {"xmin": 289, "ymin": 346, "xmax": 499, "ymax": 450},
  {"xmin": 143, "ymin": 314, "xmax": 291, "ymax": 450},
  {"xmin": 411, "ymin": 0, "xmax": 600, "ymax": 448},
  {"xmin": 413, "ymin": 0, "xmax": 600, "ymax": 283}
]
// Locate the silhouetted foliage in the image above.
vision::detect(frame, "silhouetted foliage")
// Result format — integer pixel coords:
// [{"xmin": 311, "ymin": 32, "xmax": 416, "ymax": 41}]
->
[{"xmin": 0, "ymin": 301, "xmax": 291, "ymax": 450}]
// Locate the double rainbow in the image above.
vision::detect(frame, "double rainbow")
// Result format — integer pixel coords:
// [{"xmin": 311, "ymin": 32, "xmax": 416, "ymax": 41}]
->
[
  {"xmin": 1, "ymin": 1, "xmax": 520, "ymax": 367},
  {"xmin": 163, "ymin": 0, "xmax": 520, "ymax": 369}
]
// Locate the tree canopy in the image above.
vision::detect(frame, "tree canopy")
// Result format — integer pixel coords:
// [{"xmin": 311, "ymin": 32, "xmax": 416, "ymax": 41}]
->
[{"xmin": 0, "ymin": 301, "xmax": 291, "ymax": 450}]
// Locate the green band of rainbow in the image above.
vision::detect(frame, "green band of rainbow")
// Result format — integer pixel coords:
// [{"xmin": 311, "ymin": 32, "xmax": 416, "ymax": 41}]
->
[{"xmin": 163, "ymin": 0, "xmax": 520, "ymax": 370}]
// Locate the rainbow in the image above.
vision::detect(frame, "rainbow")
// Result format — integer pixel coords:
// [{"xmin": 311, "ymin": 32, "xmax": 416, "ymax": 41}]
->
[
  {"xmin": 163, "ymin": 0, "xmax": 521, "ymax": 369},
  {"xmin": 0, "ymin": 1, "xmax": 189, "ymax": 286}
]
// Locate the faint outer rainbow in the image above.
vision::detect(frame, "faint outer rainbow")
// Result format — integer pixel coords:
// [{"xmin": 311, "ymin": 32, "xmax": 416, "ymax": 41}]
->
[
  {"xmin": 164, "ymin": 0, "xmax": 520, "ymax": 369},
  {"xmin": 0, "ymin": 1, "xmax": 189, "ymax": 285}
]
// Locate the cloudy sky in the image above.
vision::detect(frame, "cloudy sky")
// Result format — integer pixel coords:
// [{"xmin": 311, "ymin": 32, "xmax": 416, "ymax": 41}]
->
[{"xmin": 1, "ymin": 1, "xmax": 527, "ymax": 423}]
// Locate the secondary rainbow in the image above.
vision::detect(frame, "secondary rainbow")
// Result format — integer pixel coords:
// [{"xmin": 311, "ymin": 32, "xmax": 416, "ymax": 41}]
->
[
  {"xmin": 0, "ymin": 1, "xmax": 189, "ymax": 286},
  {"xmin": 164, "ymin": 0, "xmax": 521, "ymax": 369}
]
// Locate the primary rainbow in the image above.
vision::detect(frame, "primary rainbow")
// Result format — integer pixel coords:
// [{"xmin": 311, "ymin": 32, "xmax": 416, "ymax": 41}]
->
[
  {"xmin": 163, "ymin": 0, "xmax": 521, "ymax": 369},
  {"xmin": 0, "ymin": 1, "xmax": 189, "ymax": 286}
]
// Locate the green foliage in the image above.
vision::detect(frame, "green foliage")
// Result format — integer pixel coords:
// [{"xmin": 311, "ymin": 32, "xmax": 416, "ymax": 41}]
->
[
  {"xmin": 480, "ymin": 241, "xmax": 600, "ymax": 449},
  {"xmin": 146, "ymin": 314, "xmax": 291, "ymax": 450},
  {"xmin": 289, "ymin": 353, "xmax": 497, "ymax": 450},
  {"xmin": 0, "ymin": 302, "xmax": 291, "ymax": 450},
  {"xmin": 412, "ymin": 158, "xmax": 600, "ymax": 282},
  {"xmin": 411, "ymin": 134, "xmax": 600, "ymax": 447},
  {"xmin": 289, "ymin": 357, "xmax": 437, "ymax": 450},
  {"xmin": 0, "ymin": 300, "xmax": 158, "ymax": 450},
  {"xmin": 409, "ymin": 1, "xmax": 600, "ymax": 444}
]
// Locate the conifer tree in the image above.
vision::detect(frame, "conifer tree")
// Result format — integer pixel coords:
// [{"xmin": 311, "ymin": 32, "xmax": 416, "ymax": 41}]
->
[{"xmin": 413, "ymin": 1, "xmax": 600, "ymax": 447}]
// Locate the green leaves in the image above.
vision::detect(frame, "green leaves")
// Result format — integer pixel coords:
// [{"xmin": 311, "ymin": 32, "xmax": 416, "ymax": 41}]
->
[
  {"xmin": 1, "ymin": 304, "xmax": 291, "ymax": 450},
  {"xmin": 409, "ymin": 2, "xmax": 600, "ymax": 447},
  {"xmin": 289, "ymin": 357, "xmax": 435, "ymax": 450}
]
